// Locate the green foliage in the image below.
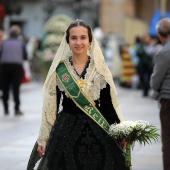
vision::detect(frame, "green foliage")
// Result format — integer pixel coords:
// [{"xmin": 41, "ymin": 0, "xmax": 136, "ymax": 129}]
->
[
  {"xmin": 109, "ymin": 121, "xmax": 160, "ymax": 145},
  {"xmin": 127, "ymin": 124, "xmax": 160, "ymax": 145},
  {"xmin": 109, "ymin": 120, "xmax": 160, "ymax": 169}
]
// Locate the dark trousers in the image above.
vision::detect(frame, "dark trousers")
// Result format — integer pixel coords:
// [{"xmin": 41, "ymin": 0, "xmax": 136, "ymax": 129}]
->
[
  {"xmin": 1, "ymin": 64, "xmax": 23, "ymax": 112},
  {"xmin": 0, "ymin": 64, "xmax": 2, "ymax": 91},
  {"xmin": 160, "ymin": 98, "xmax": 170, "ymax": 170},
  {"xmin": 138, "ymin": 69, "xmax": 151, "ymax": 96}
]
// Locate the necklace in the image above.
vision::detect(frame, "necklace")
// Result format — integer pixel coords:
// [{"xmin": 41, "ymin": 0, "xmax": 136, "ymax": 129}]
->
[
  {"xmin": 74, "ymin": 63, "xmax": 84, "ymax": 69},
  {"xmin": 72, "ymin": 57, "xmax": 89, "ymax": 69}
]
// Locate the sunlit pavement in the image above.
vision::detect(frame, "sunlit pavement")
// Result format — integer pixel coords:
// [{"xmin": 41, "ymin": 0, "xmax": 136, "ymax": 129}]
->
[{"xmin": 0, "ymin": 81, "xmax": 162, "ymax": 170}]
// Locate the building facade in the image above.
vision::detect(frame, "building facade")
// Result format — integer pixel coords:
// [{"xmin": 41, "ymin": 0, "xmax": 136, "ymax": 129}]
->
[
  {"xmin": 2, "ymin": 0, "xmax": 99, "ymax": 39},
  {"xmin": 1, "ymin": 0, "xmax": 169, "ymax": 43},
  {"xmin": 100, "ymin": 0, "xmax": 170, "ymax": 44}
]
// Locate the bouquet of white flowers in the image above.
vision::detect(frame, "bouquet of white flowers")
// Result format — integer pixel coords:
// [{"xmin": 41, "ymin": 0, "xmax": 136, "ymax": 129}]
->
[{"xmin": 109, "ymin": 120, "xmax": 159, "ymax": 169}]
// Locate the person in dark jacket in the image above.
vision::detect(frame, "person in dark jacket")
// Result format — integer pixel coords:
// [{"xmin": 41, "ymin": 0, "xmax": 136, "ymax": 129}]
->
[
  {"xmin": 150, "ymin": 18, "xmax": 170, "ymax": 170},
  {"xmin": 0, "ymin": 25, "xmax": 27, "ymax": 115},
  {"xmin": 136, "ymin": 34, "xmax": 153, "ymax": 97}
]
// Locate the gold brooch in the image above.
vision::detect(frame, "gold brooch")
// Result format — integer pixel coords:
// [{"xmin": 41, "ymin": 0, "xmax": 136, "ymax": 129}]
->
[{"xmin": 77, "ymin": 78, "xmax": 86, "ymax": 90}]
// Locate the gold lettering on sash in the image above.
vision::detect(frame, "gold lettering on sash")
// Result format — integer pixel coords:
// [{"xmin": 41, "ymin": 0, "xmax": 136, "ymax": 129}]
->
[
  {"xmin": 98, "ymin": 117, "xmax": 108, "ymax": 129},
  {"xmin": 67, "ymin": 84, "xmax": 75, "ymax": 91},
  {"xmin": 84, "ymin": 104, "xmax": 93, "ymax": 115},
  {"xmin": 92, "ymin": 112, "xmax": 99, "ymax": 120},
  {"xmin": 57, "ymin": 66, "xmax": 66, "ymax": 74}
]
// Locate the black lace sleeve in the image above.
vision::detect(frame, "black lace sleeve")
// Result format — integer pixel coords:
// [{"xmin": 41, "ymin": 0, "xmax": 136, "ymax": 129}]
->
[
  {"xmin": 56, "ymin": 86, "xmax": 62, "ymax": 114},
  {"xmin": 100, "ymin": 84, "xmax": 120, "ymax": 124}
]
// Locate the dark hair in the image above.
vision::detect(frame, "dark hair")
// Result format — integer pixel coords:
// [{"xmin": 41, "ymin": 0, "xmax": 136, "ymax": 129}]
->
[
  {"xmin": 135, "ymin": 36, "xmax": 141, "ymax": 44},
  {"xmin": 66, "ymin": 19, "xmax": 92, "ymax": 43},
  {"xmin": 10, "ymin": 25, "xmax": 21, "ymax": 38}
]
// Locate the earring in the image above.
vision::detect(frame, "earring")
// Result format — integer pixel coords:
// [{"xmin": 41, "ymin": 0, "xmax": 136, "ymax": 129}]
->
[
  {"xmin": 69, "ymin": 49, "xmax": 73, "ymax": 56},
  {"xmin": 88, "ymin": 45, "xmax": 91, "ymax": 52},
  {"xmin": 87, "ymin": 45, "xmax": 91, "ymax": 56}
]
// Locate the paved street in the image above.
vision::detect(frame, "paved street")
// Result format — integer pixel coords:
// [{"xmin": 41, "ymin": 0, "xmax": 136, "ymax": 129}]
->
[{"xmin": 0, "ymin": 81, "xmax": 162, "ymax": 170}]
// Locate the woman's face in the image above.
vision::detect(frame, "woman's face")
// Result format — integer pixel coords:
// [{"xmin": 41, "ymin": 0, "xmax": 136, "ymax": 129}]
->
[{"xmin": 69, "ymin": 26, "xmax": 90, "ymax": 56}]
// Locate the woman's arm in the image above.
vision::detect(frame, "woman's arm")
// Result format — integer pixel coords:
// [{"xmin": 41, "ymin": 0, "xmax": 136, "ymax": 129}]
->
[
  {"xmin": 100, "ymin": 84, "xmax": 120, "ymax": 124},
  {"xmin": 56, "ymin": 86, "xmax": 62, "ymax": 114}
]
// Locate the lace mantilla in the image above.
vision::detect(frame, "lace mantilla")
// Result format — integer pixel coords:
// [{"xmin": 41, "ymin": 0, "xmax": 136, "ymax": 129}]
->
[
  {"xmin": 37, "ymin": 30, "xmax": 124, "ymax": 148},
  {"xmin": 56, "ymin": 57, "xmax": 107, "ymax": 102}
]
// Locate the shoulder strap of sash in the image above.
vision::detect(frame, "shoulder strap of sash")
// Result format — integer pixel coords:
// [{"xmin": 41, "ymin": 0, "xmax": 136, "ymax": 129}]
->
[{"xmin": 56, "ymin": 61, "xmax": 110, "ymax": 133}]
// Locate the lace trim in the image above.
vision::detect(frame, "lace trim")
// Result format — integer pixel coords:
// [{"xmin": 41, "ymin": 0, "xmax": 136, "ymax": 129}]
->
[
  {"xmin": 37, "ymin": 32, "xmax": 124, "ymax": 148},
  {"xmin": 56, "ymin": 57, "xmax": 107, "ymax": 102}
]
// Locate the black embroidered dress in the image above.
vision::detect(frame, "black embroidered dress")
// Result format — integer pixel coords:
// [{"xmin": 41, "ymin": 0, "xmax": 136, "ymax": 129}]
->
[{"xmin": 27, "ymin": 58, "xmax": 129, "ymax": 170}]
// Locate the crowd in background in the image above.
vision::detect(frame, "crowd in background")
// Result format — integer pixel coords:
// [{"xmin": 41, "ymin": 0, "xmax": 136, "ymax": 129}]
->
[
  {"xmin": 0, "ymin": 24, "xmax": 164, "ymax": 112},
  {"xmin": 102, "ymin": 33, "xmax": 163, "ymax": 97},
  {"xmin": 129, "ymin": 34, "xmax": 162, "ymax": 97}
]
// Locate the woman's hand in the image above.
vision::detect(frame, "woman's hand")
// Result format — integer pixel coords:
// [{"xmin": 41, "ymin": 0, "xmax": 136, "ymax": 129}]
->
[
  {"xmin": 119, "ymin": 139, "xmax": 135, "ymax": 151},
  {"xmin": 119, "ymin": 138, "xmax": 127, "ymax": 150},
  {"xmin": 37, "ymin": 145, "xmax": 46, "ymax": 157}
]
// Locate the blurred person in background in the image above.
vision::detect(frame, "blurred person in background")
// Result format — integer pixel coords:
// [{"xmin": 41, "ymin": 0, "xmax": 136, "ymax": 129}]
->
[
  {"xmin": 26, "ymin": 36, "xmax": 38, "ymax": 61},
  {"xmin": 128, "ymin": 36, "xmax": 141, "ymax": 89},
  {"xmin": 27, "ymin": 19, "xmax": 129, "ymax": 170},
  {"xmin": 131, "ymin": 36, "xmax": 141, "ymax": 68},
  {"xmin": 150, "ymin": 18, "xmax": 170, "ymax": 170},
  {"xmin": 149, "ymin": 37, "xmax": 162, "ymax": 56},
  {"xmin": 0, "ymin": 29, "xmax": 6, "ymax": 98},
  {"xmin": 136, "ymin": 34, "xmax": 154, "ymax": 97},
  {"xmin": 104, "ymin": 33, "xmax": 122, "ymax": 80},
  {"xmin": 0, "ymin": 29, "xmax": 4, "ymax": 98},
  {"xmin": 0, "ymin": 25, "xmax": 27, "ymax": 115},
  {"xmin": 26, "ymin": 37, "xmax": 42, "ymax": 81}
]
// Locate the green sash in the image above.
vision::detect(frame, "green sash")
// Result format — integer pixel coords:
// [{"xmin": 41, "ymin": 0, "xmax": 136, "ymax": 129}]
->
[{"xmin": 56, "ymin": 61, "xmax": 110, "ymax": 133}]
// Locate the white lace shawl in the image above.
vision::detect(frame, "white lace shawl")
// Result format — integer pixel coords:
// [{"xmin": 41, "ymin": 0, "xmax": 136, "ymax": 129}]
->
[
  {"xmin": 57, "ymin": 58, "xmax": 107, "ymax": 103},
  {"xmin": 37, "ymin": 33, "xmax": 124, "ymax": 147}
]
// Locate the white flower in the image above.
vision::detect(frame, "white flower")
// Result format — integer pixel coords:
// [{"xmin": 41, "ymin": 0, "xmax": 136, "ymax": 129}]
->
[
  {"xmin": 45, "ymin": 34, "xmax": 63, "ymax": 45},
  {"xmin": 109, "ymin": 120, "xmax": 158, "ymax": 142},
  {"xmin": 109, "ymin": 120, "xmax": 159, "ymax": 169},
  {"xmin": 135, "ymin": 120, "xmax": 150, "ymax": 130},
  {"xmin": 109, "ymin": 121, "xmax": 136, "ymax": 138},
  {"xmin": 121, "ymin": 121, "xmax": 137, "ymax": 127}
]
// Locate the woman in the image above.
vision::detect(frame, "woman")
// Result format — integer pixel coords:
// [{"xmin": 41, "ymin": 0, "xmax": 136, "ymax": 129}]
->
[{"xmin": 27, "ymin": 19, "xmax": 128, "ymax": 170}]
